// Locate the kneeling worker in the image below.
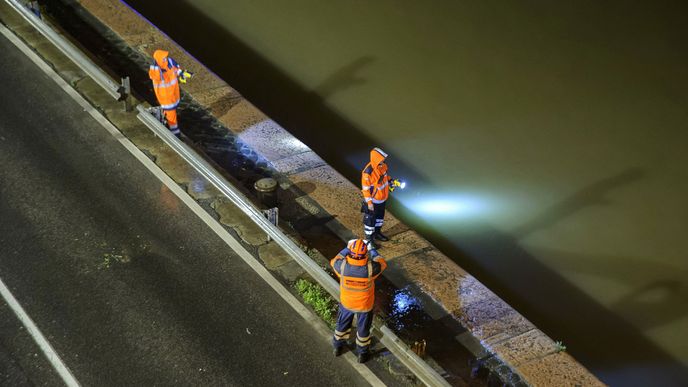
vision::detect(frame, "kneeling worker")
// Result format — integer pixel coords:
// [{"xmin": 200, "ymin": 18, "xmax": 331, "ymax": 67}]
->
[
  {"xmin": 148, "ymin": 49, "xmax": 193, "ymax": 137},
  {"xmin": 331, "ymin": 239, "xmax": 387, "ymax": 363}
]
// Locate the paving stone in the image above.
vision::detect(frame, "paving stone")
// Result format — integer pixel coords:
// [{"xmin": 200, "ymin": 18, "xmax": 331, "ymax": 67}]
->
[
  {"xmin": 58, "ymin": 69, "xmax": 86, "ymax": 86},
  {"xmin": 211, "ymin": 199, "xmax": 266, "ymax": 246},
  {"xmin": 455, "ymin": 274, "xmax": 498, "ymax": 308},
  {"xmin": 81, "ymin": 0, "xmax": 151, "ymax": 36},
  {"xmin": 12, "ymin": 24, "xmax": 42, "ymax": 42},
  {"xmin": 392, "ymin": 249, "xmax": 468, "ymax": 312},
  {"xmin": 0, "ymin": 2, "xmax": 26, "ymax": 28},
  {"xmin": 378, "ymin": 230, "xmax": 431, "ymax": 261},
  {"xmin": 258, "ymin": 240, "xmax": 293, "ymax": 270},
  {"xmin": 34, "ymin": 42, "xmax": 84, "ymax": 74},
  {"xmin": 120, "ymin": 31, "xmax": 163, "ymax": 52},
  {"xmin": 220, "ymin": 99, "xmax": 267, "ymax": 133},
  {"xmin": 293, "ymin": 196, "xmax": 322, "ymax": 216},
  {"xmin": 185, "ymin": 174, "xmax": 220, "ymax": 201},
  {"xmin": 192, "ymin": 86, "xmax": 242, "ymax": 118},
  {"xmin": 273, "ymin": 260, "xmax": 305, "ymax": 283},
  {"xmin": 125, "ymin": 125, "xmax": 165, "ymax": 152},
  {"xmin": 238, "ymin": 120, "xmax": 311, "ymax": 162},
  {"xmin": 272, "ymin": 150, "xmax": 327, "ymax": 175},
  {"xmin": 102, "ymin": 106, "xmax": 141, "ymax": 131},
  {"xmin": 490, "ymin": 329, "xmax": 558, "ymax": 368},
  {"xmin": 155, "ymin": 147, "xmax": 195, "ymax": 185},
  {"xmin": 456, "ymin": 297, "xmax": 534, "ymax": 344},
  {"xmin": 517, "ymin": 352, "xmax": 605, "ymax": 387},
  {"xmin": 480, "ymin": 319, "xmax": 536, "ymax": 351}
]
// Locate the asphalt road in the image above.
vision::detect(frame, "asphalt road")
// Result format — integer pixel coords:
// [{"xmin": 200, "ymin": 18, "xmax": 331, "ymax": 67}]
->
[{"xmin": 0, "ymin": 29, "xmax": 368, "ymax": 386}]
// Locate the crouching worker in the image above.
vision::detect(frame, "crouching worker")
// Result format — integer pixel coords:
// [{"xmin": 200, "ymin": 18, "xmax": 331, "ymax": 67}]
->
[{"xmin": 331, "ymin": 239, "xmax": 387, "ymax": 363}]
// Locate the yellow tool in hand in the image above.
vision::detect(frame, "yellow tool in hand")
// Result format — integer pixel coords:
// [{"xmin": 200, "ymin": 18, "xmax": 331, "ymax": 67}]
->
[
  {"xmin": 179, "ymin": 70, "xmax": 194, "ymax": 84},
  {"xmin": 390, "ymin": 178, "xmax": 406, "ymax": 192}
]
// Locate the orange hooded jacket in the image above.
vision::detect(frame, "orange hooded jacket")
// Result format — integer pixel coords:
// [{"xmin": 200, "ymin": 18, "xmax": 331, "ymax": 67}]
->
[
  {"xmin": 149, "ymin": 50, "xmax": 181, "ymax": 110},
  {"xmin": 361, "ymin": 147, "xmax": 391, "ymax": 204}
]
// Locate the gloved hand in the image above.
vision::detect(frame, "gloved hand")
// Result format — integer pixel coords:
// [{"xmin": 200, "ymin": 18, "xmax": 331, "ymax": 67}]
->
[
  {"xmin": 179, "ymin": 70, "xmax": 193, "ymax": 84},
  {"xmin": 367, "ymin": 202, "xmax": 374, "ymax": 212}
]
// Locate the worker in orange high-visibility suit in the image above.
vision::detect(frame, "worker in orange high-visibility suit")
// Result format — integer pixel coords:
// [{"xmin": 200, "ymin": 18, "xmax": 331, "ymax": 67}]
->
[
  {"xmin": 361, "ymin": 147, "xmax": 393, "ymax": 248},
  {"xmin": 148, "ymin": 49, "xmax": 192, "ymax": 137},
  {"xmin": 331, "ymin": 239, "xmax": 387, "ymax": 363}
]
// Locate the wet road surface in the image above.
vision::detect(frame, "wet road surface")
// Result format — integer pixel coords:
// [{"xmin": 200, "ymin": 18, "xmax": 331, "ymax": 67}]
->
[{"xmin": 0, "ymin": 29, "xmax": 368, "ymax": 386}]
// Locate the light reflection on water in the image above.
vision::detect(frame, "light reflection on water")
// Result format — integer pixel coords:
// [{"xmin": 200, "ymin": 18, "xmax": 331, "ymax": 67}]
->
[
  {"xmin": 386, "ymin": 286, "xmax": 428, "ymax": 332},
  {"xmin": 190, "ymin": 175, "xmax": 205, "ymax": 193},
  {"xmin": 394, "ymin": 190, "xmax": 494, "ymax": 221}
]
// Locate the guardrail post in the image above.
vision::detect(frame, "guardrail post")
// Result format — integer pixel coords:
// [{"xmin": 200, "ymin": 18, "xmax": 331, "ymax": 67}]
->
[
  {"xmin": 262, "ymin": 207, "xmax": 279, "ymax": 242},
  {"xmin": 119, "ymin": 76, "xmax": 131, "ymax": 112}
]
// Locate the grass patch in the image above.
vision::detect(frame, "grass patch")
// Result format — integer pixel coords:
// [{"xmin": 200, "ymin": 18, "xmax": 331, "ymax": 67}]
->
[
  {"xmin": 555, "ymin": 340, "xmax": 567, "ymax": 352},
  {"xmin": 295, "ymin": 278, "xmax": 338, "ymax": 327}
]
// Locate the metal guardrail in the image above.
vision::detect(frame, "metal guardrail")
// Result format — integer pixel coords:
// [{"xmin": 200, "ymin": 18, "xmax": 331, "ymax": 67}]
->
[
  {"xmin": 5, "ymin": 0, "xmax": 128, "ymax": 103},
  {"xmin": 137, "ymin": 106, "xmax": 451, "ymax": 387},
  {"xmin": 3, "ymin": 1, "xmax": 450, "ymax": 383},
  {"xmin": 137, "ymin": 104, "xmax": 342, "ymax": 297}
]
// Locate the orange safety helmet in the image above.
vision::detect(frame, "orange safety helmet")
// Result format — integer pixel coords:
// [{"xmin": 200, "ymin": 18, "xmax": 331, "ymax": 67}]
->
[{"xmin": 347, "ymin": 239, "xmax": 368, "ymax": 259}]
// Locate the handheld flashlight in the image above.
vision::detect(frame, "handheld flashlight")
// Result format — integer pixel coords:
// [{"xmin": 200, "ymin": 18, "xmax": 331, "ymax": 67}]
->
[{"xmin": 390, "ymin": 178, "xmax": 406, "ymax": 192}]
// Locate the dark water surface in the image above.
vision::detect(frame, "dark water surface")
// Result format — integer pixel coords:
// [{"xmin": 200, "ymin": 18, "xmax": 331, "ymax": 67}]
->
[{"xmin": 120, "ymin": 1, "xmax": 688, "ymax": 385}]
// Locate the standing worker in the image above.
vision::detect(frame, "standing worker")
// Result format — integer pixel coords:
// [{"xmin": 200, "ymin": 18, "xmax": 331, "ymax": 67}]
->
[
  {"xmin": 331, "ymin": 239, "xmax": 387, "ymax": 363},
  {"xmin": 148, "ymin": 49, "xmax": 193, "ymax": 137},
  {"xmin": 361, "ymin": 147, "xmax": 396, "ymax": 247}
]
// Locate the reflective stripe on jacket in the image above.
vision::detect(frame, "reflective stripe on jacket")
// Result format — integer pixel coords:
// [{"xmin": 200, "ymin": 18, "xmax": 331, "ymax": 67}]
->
[
  {"xmin": 330, "ymin": 248, "xmax": 387, "ymax": 312},
  {"xmin": 149, "ymin": 50, "xmax": 181, "ymax": 110},
  {"xmin": 362, "ymin": 147, "xmax": 390, "ymax": 204}
]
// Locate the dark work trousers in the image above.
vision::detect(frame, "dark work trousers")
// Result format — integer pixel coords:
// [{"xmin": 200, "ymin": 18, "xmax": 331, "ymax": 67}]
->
[
  {"xmin": 363, "ymin": 201, "xmax": 386, "ymax": 240},
  {"xmin": 332, "ymin": 304, "xmax": 373, "ymax": 353}
]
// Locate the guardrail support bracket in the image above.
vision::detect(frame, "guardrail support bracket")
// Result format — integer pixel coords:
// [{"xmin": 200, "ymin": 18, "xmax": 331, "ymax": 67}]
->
[{"xmin": 119, "ymin": 76, "xmax": 131, "ymax": 112}]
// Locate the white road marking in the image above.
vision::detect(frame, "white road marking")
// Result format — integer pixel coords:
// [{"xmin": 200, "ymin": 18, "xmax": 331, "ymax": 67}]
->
[
  {"xmin": 0, "ymin": 278, "xmax": 80, "ymax": 387},
  {"xmin": 0, "ymin": 17, "xmax": 385, "ymax": 387}
]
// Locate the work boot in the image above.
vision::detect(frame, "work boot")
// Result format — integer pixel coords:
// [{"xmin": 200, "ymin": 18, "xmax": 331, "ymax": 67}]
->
[
  {"xmin": 364, "ymin": 238, "xmax": 377, "ymax": 250},
  {"xmin": 333, "ymin": 346, "xmax": 343, "ymax": 357},
  {"xmin": 357, "ymin": 351, "xmax": 370, "ymax": 363},
  {"xmin": 374, "ymin": 231, "xmax": 390, "ymax": 242}
]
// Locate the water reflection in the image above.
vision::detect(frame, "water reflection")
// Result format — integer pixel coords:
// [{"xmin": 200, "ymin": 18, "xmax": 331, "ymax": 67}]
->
[
  {"xmin": 190, "ymin": 175, "xmax": 206, "ymax": 194},
  {"xmin": 385, "ymin": 285, "xmax": 429, "ymax": 333},
  {"xmin": 397, "ymin": 191, "xmax": 492, "ymax": 220}
]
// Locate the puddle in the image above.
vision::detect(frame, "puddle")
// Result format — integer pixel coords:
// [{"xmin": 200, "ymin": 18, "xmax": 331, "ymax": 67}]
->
[{"xmin": 383, "ymin": 285, "xmax": 431, "ymax": 334}]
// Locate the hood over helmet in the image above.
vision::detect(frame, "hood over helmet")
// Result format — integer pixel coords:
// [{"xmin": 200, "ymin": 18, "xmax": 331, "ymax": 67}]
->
[
  {"xmin": 370, "ymin": 147, "xmax": 388, "ymax": 167},
  {"xmin": 153, "ymin": 50, "xmax": 169, "ymax": 69}
]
